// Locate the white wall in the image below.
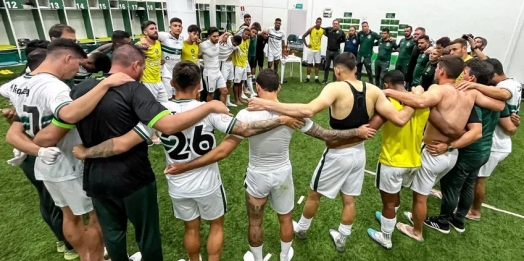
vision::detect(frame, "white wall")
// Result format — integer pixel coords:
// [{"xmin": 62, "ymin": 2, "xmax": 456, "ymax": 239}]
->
[
  {"xmin": 236, "ymin": 0, "xmax": 309, "ymax": 32},
  {"xmin": 10, "ymin": 10, "xmax": 40, "ymax": 40},
  {"xmin": 307, "ymin": 0, "xmax": 524, "ymax": 65},
  {"xmin": 0, "ymin": 17, "xmax": 9, "ymax": 45}
]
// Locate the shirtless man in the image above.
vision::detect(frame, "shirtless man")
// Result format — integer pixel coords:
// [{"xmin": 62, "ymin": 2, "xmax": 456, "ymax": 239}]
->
[
  {"xmin": 248, "ymin": 52, "xmax": 416, "ymax": 252},
  {"xmin": 382, "ymin": 55, "xmax": 505, "ymax": 241}
]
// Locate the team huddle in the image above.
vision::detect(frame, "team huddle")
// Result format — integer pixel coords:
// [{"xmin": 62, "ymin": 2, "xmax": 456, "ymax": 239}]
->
[{"xmin": 0, "ymin": 13, "xmax": 521, "ymax": 261}]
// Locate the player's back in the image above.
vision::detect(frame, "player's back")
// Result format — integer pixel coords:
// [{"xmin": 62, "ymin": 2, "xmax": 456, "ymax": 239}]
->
[
  {"xmin": 5, "ymin": 73, "xmax": 83, "ymax": 182},
  {"xmin": 423, "ymin": 84, "xmax": 473, "ymax": 144},
  {"xmin": 235, "ymin": 109, "xmax": 294, "ymax": 171},
  {"xmin": 160, "ymin": 100, "xmax": 224, "ymax": 198}
]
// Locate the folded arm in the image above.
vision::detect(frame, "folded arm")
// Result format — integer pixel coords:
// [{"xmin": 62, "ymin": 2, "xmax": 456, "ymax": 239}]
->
[{"xmin": 450, "ymin": 122, "xmax": 482, "ymax": 149}]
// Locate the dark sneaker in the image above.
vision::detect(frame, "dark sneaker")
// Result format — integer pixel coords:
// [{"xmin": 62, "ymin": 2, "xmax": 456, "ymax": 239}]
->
[
  {"xmin": 424, "ymin": 216, "xmax": 450, "ymax": 234},
  {"xmin": 449, "ymin": 217, "xmax": 465, "ymax": 233},
  {"xmin": 305, "ymin": 78, "xmax": 310, "ymax": 83},
  {"xmin": 315, "ymin": 79, "xmax": 321, "ymax": 84},
  {"xmin": 283, "ymin": 79, "xmax": 288, "ymax": 83}
]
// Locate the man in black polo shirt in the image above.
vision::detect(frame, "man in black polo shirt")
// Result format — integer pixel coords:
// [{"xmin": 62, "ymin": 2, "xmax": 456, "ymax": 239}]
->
[
  {"xmin": 321, "ymin": 19, "xmax": 345, "ymax": 83},
  {"xmin": 70, "ymin": 44, "xmax": 229, "ymax": 261}
]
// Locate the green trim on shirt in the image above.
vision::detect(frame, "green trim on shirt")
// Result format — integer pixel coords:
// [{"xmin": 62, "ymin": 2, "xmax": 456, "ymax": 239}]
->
[
  {"xmin": 148, "ymin": 110, "xmax": 170, "ymax": 128},
  {"xmin": 226, "ymin": 117, "xmax": 237, "ymax": 134},
  {"xmin": 51, "ymin": 118, "xmax": 75, "ymax": 129},
  {"xmin": 133, "ymin": 126, "xmax": 152, "ymax": 145}
]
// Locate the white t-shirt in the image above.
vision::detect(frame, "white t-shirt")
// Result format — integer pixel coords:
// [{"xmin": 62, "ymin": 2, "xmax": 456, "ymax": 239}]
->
[
  {"xmin": 199, "ymin": 40, "xmax": 220, "ymax": 74},
  {"xmin": 219, "ymin": 36, "xmax": 239, "ymax": 62},
  {"xmin": 159, "ymin": 100, "xmax": 236, "ymax": 199},
  {"xmin": 491, "ymin": 78, "xmax": 522, "ymax": 153},
  {"xmin": 267, "ymin": 27, "xmax": 286, "ymax": 54},
  {"xmin": 0, "ymin": 73, "xmax": 83, "ymax": 182},
  {"xmin": 158, "ymin": 32, "xmax": 184, "ymax": 79},
  {"xmin": 234, "ymin": 109, "xmax": 313, "ymax": 171}
]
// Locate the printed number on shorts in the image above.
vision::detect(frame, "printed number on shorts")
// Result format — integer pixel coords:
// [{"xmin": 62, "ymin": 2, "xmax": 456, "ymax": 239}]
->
[{"xmin": 160, "ymin": 125, "xmax": 215, "ymax": 160}]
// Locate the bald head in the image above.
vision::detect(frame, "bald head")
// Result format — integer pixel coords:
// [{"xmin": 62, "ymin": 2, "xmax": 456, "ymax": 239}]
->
[{"xmin": 112, "ymin": 44, "xmax": 146, "ymax": 67}]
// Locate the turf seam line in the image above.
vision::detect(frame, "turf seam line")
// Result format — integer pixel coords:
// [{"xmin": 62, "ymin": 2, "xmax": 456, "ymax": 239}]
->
[{"xmin": 363, "ymin": 169, "xmax": 524, "ymax": 219}]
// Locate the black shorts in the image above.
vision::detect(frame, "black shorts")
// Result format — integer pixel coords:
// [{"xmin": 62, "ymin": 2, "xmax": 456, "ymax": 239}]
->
[
  {"xmin": 249, "ymin": 56, "xmax": 257, "ymax": 70},
  {"xmin": 255, "ymin": 52, "xmax": 265, "ymax": 68}
]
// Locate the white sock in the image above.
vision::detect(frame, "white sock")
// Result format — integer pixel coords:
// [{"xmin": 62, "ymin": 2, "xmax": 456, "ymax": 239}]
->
[
  {"xmin": 315, "ymin": 76, "xmax": 318, "ymax": 79},
  {"xmin": 307, "ymin": 75, "xmax": 310, "ymax": 79},
  {"xmin": 395, "ymin": 206, "xmax": 400, "ymax": 213},
  {"xmin": 280, "ymin": 240, "xmax": 292, "ymax": 258},
  {"xmin": 226, "ymin": 94, "xmax": 232, "ymax": 103},
  {"xmin": 297, "ymin": 215, "xmax": 312, "ymax": 231},
  {"xmin": 338, "ymin": 223, "xmax": 352, "ymax": 244},
  {"xmin": 249, "ymin": 245, "xmax": 263, "ymax": 261},
  {"xmin": 380, "ymin": 215, "xmax": 396, "ymax": 241},
  {"xmin": 246, "ymin": 76, "xmax": 255, "ymax": 94}
]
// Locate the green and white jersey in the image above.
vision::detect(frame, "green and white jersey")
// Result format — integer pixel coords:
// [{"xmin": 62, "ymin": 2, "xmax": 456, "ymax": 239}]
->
[
  {"xmin": 0, "ymin": 73, "xmax": 83, "ymax": 182},
  {"xmin": 159, "ymin": 99, "xmax": 236, "ymax": 199},
  {"xmin": 158, "ymin": 32, "xmax": 184, "ymax": 79},
  {"xmin": 492, "ymin": 78, "xmax": 522, "ymax": 153}
]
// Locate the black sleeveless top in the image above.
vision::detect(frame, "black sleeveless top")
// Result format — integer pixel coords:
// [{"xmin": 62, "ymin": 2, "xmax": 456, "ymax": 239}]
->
[{"xmin": 329, "ymin": 81, "xmax": 370, "ymax": 130}]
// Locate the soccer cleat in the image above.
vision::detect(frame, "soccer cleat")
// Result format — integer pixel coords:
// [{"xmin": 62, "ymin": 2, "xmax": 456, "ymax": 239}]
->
[
  {"xmin": 449, "ymin": 217, "xmax": 466, "ymax": 233},
  {"xmin": 244, "ymin": 88, "xmax": 251, "ymax": 95},
  {"xmin": 423, "ymin": 216, "xmax": 450, "ymax": 234},
  {"xmin": 64, "ymin": 249, "xmax": 79, "ymax": 260},
  {"xmin": 56, "ymin": 241, "xmax": 65, "ymax": 253},
  {"xmin": 280, "ymin": 246, "xmax": 294, "ymax": 261},
  {"xmin": 129, "ymin": 252, "xmax": 142, "ymax": 261},
  {"xmin": 328, "ymin": 228, "xmax": 346, "ymax": 253},
  {"xmin": 243, "ymin": 251, "xmax": 255, "ymax": 261},
  {"xmin": 292, "ymin": 220, "xmax": 307, "ymax": 240},
  {"xmin": 305, "ymin": 78, "xmax": 310, "ymax": 83},
  {"xmin": 315, "ymin": 79, "xmax": 321, "ymax": 84},
  {"xmin": 104, "ymin": 247, "xmax": 109, "ymax": 260},
  {"xmin": 403, "ymin": 211, "xmax": 414, "ymax": 225},
  {"xmin": 241, "ymin": 93, "xmax": 249, "ymax": 100},
  {"xmin": 375, "ymin": 211, "xmax": 382, "ymax": 224},
  {"xmin": 226, "ymin": 101, "xmax": 237, "ymax": 107},
  {"xmin": 367, "ymin": 228, "xmax": 392, "ymax": 250}
]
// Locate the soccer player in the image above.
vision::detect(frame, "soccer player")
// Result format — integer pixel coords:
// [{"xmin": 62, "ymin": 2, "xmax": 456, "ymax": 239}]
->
[
  {"xmin": 182, "ymin": 24, "xmax": 201, "ymax": 65},
  {"xmin": 92, "ymin": 30, "xmax": 131, "ymax": 59},
  {"xmin": 449, "ymin": 38, "xmax": 474, "ymax": 82},
  {"xmin": 157, "ymin": 17, "xmax": 184, "ymax": 99},
  {"xmin": 356, "ymin": 21, "xmax": 380, "ymax": 84},
  {"xmin": 3, "ymin": 39, "xmax": 134, "ymax": 261},
  {"xmin": 464, "ymin": 58, "xmax": 521, "ymax": 220},
  {"xmin": 266, "ymin": 18, "xmax": 287, "ymax": 74},
  {"xmin": 302, "ymin": 17, "xmax": 324, "ymax": 83},
  {"xmin": 238, "ymin": 13, "xmax": 251, "ymax": 31},
  {"xmin": 34, "ymin": 43, "xmax": 228, "ymax": 261},
  {"xmin": 365, "ymin": 70, "xmax": 429, "ymax": 249},
  {"xmin": 138, "ymin": 20, "xmax": 169, "ymax": 103},
  {"xmin": 395, "ymin": 26, "xmax": 415, "ymax": 75},
  {"xmin": 248, "ymin": 53, "xmax": 418, "ymax": 253},
  {"xmin": 218, "ymin": 33, "xmax": 243, "ymax": 106},
  {"xmin": 165, "ymin": 68, "xmax": 376, "ymax": 261},
  {"xmin": 244, "ymin": 25, "xmax": 260, "ymax": 98},
  {"xmin": 411, "ymin": 35, "xmax": 431, "ymax": 86},
  {"xmin": 232, "ymin": 28, "xmax": 251, "ymax": 105},
  {"xmin": 423, "ymin": 59, "xmax": 508, "ymax": 234},
  {"xmin": 383, "ymin": 55, "xmax": 505, "ymax": 242},
  {"xmin": 200, "ymin": 27, "xmax": 228, "ymax": 103},
  {"xmin": 435, "ymin": 37, "xmax": 451, "ymax": 56},
  {"xmin": 375, "ymin": 28, "xmax": 398, "ymax": 88}
]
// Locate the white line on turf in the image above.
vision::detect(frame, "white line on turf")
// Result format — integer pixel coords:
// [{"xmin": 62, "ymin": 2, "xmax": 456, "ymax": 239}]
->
[
  {"xmin": 363, "ymin": 169, "xmax": 524, "ymax": 219},
  {"xmin": 297, "ymin": 195, "xmax": 305, "ymax": 204},
  {"xmin": 263, "ymin": 253, "xmax": 272, "ymax": 261}
]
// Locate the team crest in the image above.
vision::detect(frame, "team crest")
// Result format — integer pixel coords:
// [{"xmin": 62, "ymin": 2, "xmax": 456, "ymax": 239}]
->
[
  {"xmin": 191, "ymin": 49, "xmax": 195, "ymax": 54},
  {"xmin": 367, "ymin": 35, "xmax": 371, "ymax": 39},
  {"xmin": 155, "ymin": 49, "xmax": 159, "ymax": 54},
  {"xmin": 421, "ymin": 54, "xmax": 426, "ymax": 58},
  {"xmin": 352, "ymin": 39, "xmax": 356, "ymax": 44},
  {"xmin": 386, "ymin": 42, "xmax": 390, "ymax": 46},
  {"xmin": 406, "ymin": 42, "xmax": 410, "ymax": 46},
  {"xmin": 426, "ymin": 67, "xmax": 431, "ymax": 72}
]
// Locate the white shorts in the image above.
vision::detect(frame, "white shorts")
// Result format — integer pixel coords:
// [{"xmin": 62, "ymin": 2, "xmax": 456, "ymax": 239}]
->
[
  {"xmin": 171, "ymin": 185, "xmax": 227, "ymax": 222},
  {"xmin": 268, "ymin": 51, "xmax": 282, "ymax": 62},
  {"xmin": 220, "ymin": 61, "xmax": 234, "ymax": 81},
  {"xmin": 234, "ymin": 66, "xmax": 247, "ymax": 83},
  {"xmin": 245, "ymin": 165, "xmax": 294, "ymax": 214},
  {"xmin": 143, "ymin": 82, "xmax": 169, "ymax": 102},
  {"xmin": 44, "ymin": 178, "xmax": 93, "ymax": 215},
  {"xmin": 478, "ymin": 151, "xmax": 510, "ymax": 178},
  {"xmin": 375, "ymin": 163, "xmax": 418, "ymax": 194},
  {"xmin": 161, "ymin": 77, "xmax": 174, "ymax": 98},
  {"xmin": 308, "ymin": 51, "xmax": 321, "ymax": 64},
  {"xmin": 310, "ymin": 143, "xmax": 366, "ymax": 199},
  {"xmin": 203, "ymin": 71, "xmax": 226, "ymax": 93},
  {"xmin": 411, "ymin": 146, "xmax": 458, "ymax": 195}
]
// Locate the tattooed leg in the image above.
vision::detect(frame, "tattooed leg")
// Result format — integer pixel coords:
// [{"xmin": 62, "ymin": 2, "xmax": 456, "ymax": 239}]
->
[{"xmin": 245, "ymin": 192, "xmax": 268, "ymax": 247}]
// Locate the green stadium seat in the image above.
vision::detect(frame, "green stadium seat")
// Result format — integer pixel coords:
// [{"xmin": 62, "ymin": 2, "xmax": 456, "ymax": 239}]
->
[{"xmin": 0, "ymin": 51, "xmax": 22, "ymax": 67}]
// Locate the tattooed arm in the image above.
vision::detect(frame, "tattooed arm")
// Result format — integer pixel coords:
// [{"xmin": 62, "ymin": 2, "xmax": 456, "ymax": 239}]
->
[
  {"xmin": 304, "ymin": 122, "xmax": 376, "ymax": 142},
  {"xmin": 229, "ymin": 115, "xmax": 304, "ymax": 137}
]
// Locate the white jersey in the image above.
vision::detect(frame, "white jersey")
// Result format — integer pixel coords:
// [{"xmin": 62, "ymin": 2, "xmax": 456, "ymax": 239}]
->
[
  {"xmin": 159, "ymin": 100, "xmax": 236, "ymax": 198},
  {"xmin": 219, "ymin": 36, "xmax": 239, "ymax": 62},
  {"xmin": 492, "ymin": 78, "xmax": 522, "ymax": 153},
  {"xmin": 158, "ymin": 32, "xmax": 184, "ymax": 79},
  {"xmin": 267, "ymin": 27, "xmax": 286, "ymax": 54},
  {"xmin": 199, "ymin": 40, "xmax": 220, "ymax": 74},
  {"xmin": 0, "ymin": 73, "xmax": 83, "ymax": 182},
  {"xmin": 234, "ymin": 109, "xmax": 313, "ymax": 171}
]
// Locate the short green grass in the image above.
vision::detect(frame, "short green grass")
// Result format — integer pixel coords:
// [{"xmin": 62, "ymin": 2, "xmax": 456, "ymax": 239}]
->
[{"xmin": 0, "ymin": 65, "xmax": 523, "ymax": 261}]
